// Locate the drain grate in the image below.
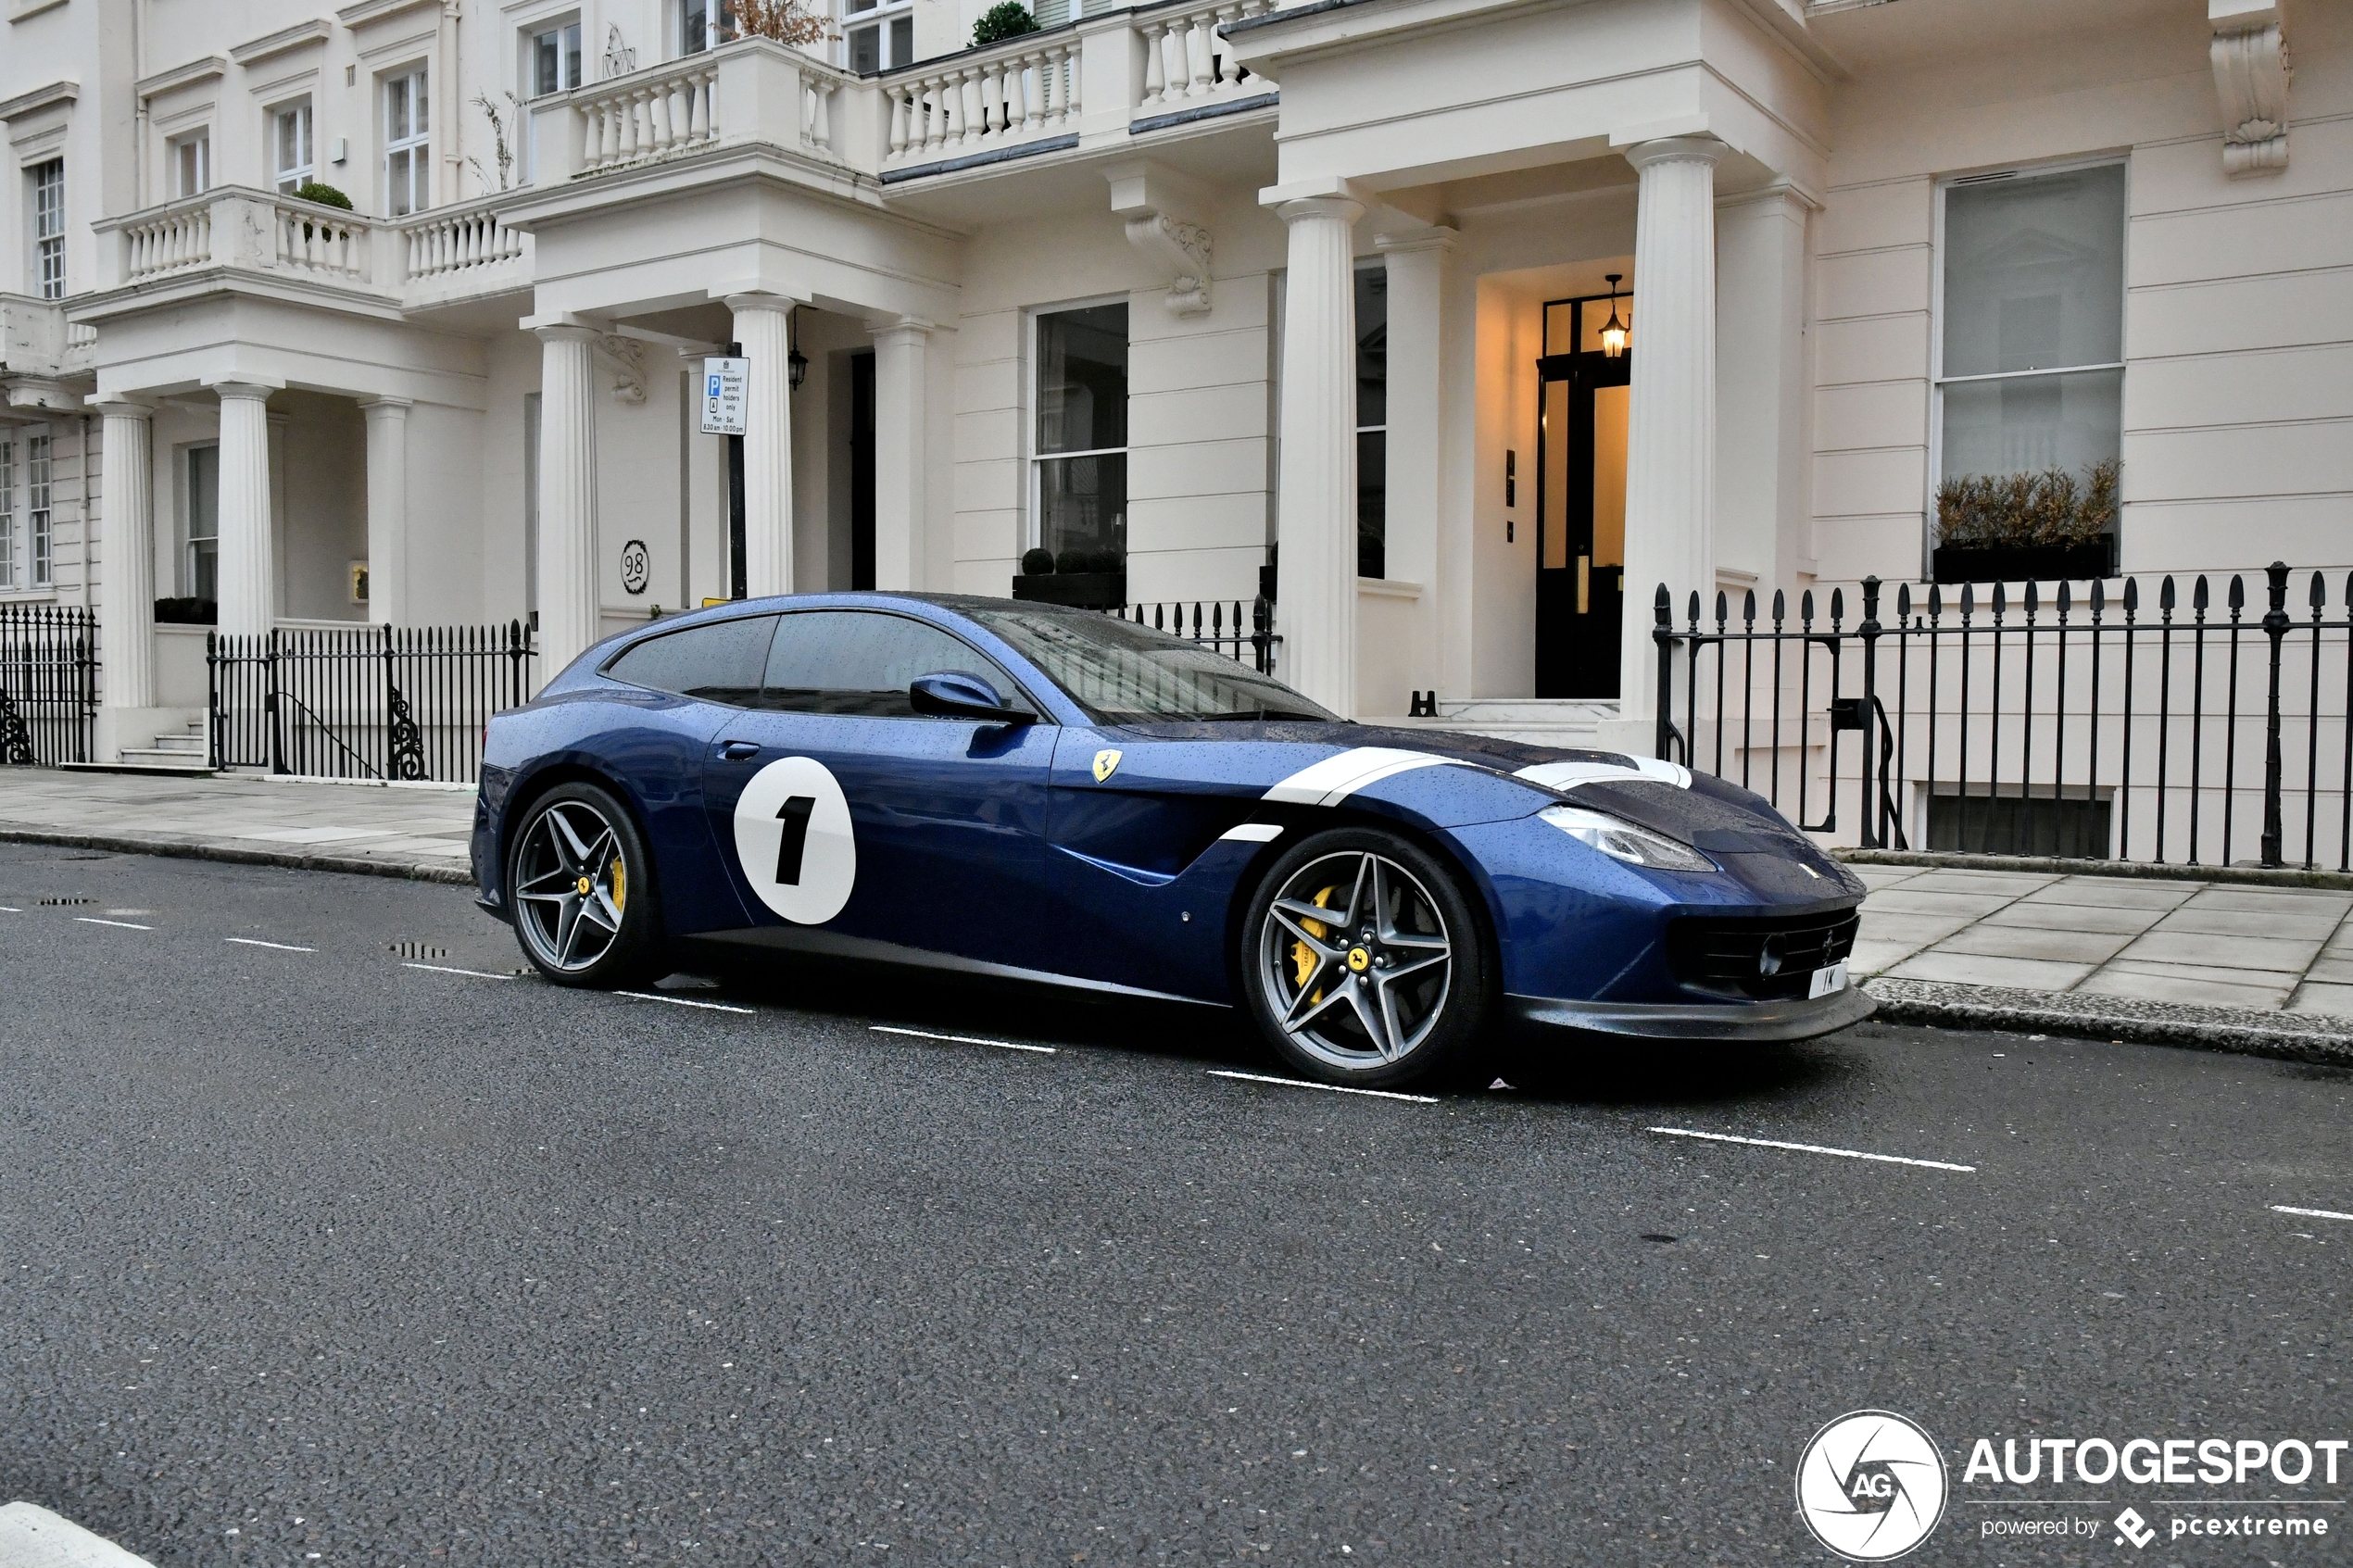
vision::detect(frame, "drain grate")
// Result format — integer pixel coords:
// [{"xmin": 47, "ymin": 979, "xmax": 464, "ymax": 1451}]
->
[
  {"xmin": 39, "ymin": 896, "xmax": 95, "ymax": 907},
  {"xmin": 390, "ymin": 941, "xmax": 449, "ymax": 960}
]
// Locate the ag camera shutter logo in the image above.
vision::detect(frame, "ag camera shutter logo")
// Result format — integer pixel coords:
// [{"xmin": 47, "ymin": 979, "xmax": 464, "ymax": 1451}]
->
[{"xmin": 1796, "ymin": 1411, "xmax": 1948, "ymax": 1561}]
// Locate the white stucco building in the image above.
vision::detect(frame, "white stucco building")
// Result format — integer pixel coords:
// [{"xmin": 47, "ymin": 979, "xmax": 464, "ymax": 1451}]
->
[{"xmin": 0, "ymin": 0, "xmax": 2336, "ymax": 763}]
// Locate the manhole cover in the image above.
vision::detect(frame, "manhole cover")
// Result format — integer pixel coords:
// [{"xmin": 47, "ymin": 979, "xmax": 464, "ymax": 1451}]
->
[
  {"xmin": 39, "ymin": 896, "xmax": 95, "ymax": 907},
  {"xmin": 390, "ymin": 941, "xmax": 449, "ymax": 960}
]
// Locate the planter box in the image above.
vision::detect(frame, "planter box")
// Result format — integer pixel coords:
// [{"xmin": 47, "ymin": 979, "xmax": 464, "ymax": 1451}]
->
[
  {"xmin": 1931, "ymin": 540, "xmax": 2115, "ymax": 585},
  {"xmin": 1012, "ymin": 571, "xmax": 1125, "ymax": 608}
]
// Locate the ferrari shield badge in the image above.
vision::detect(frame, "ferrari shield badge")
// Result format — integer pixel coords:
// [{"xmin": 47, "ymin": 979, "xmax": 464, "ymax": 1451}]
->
[{"xmin": 1092, "ymin": 748, "xmax": 1124, "ymax": 783}]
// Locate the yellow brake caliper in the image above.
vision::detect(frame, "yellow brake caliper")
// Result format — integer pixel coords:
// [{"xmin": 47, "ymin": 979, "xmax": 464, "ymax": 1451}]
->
[
  {"xmin": 610, "ymin": 856, "xmax": 626, "ymax": 913},
  {"xmin": 1292, "ymin": 885, "xmax": 1337, "ymax": 1001}
]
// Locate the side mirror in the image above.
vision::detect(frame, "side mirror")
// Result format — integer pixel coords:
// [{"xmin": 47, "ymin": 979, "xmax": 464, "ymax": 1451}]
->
[{"xmin": 909, "ymin": 671, "xmax": 1033, "ymax": 723}]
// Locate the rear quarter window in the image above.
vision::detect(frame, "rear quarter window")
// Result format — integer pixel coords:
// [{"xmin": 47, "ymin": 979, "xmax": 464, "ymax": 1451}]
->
[{"xmin": 604, "ymin": 615, "xmax": 778, "ymax": 705}]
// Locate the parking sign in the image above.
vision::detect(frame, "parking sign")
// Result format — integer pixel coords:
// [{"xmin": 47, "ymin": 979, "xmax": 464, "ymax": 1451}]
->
[{"xmin": 701, "ymin": 356, "xmax": 748, "ymax": 434}]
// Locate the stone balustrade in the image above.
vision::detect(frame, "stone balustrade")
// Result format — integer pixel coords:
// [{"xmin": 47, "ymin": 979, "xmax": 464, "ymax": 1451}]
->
[
  {"xmin": 1136, "ymin": 0, "xmax": 1275, "ymax": 119},
  {"xmin": 121, "ymin": 195, "xmax": 216, "ymax": 281},
  {"xmin": 530, "ymin": 39, "xmax": 855, "ymax": 182},
  {"xmin": 272, "ymin": 198, "xmax": 372, "ymax": 282},
  {"xmin": 884, "ymin": 35, "xmax": 1083, "ymax": 170},
  {"xmin": 398, "ymin": 196, "xmax": 528, "ymax": 282}
]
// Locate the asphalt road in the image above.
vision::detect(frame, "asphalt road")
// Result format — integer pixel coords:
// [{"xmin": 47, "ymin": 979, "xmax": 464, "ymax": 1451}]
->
[{"xmin": 1, "ymin": 841, "xmax": 2346, "ymax": 1568}]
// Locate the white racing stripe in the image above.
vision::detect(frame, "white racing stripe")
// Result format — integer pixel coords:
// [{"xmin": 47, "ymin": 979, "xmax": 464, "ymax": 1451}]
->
[
  {"xmin": 618, "ymin": 990, "xmax": 758, "ymax": 1014},
  {"xmin": 1262, "ymin": 746, "xmax": 1456, "ymax": 807},
  {"xmin": 1218, "ymin": 822, "xmax": 1285, "ymax": 843},
  {"xmin": 1649, "ymin": 1125, "xmax": 1976, "ymax": 1173},
  {"xmin": 1515, "ymin": 755, "xmax": 1692, "ymax": 793},
  {"xmin": 2271, "ymin": 1204, "xmax": 2353, "ymax": 1223},
  {"xmin": 75, "ymin": 916, "xmax": 152, "ymax": 931},
  {"xmin": 1208, "ymin": 1069, "xmax": 1439, "ymax": 1104},
  {"xmin": 870, "ymin": 1023, "xmax": 1055, "ymax": 1054},
  {"xmin": 402, "ymin": 961, "xmax": 516, "ymax": 980},
  {"xmin": 226, "ymin": 937, "xmax": 315, "ymax": 952}
]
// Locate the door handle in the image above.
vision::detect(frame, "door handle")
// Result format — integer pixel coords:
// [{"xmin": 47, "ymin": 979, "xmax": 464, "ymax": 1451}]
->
[{"xmin": 718, "ymin": 740, "xmax": 761, "ymax": 762}]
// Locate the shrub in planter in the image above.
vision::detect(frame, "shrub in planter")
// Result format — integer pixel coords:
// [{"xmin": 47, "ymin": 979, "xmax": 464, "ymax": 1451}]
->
[
  {"xmin": 153, "ymin": 596, "xmax": 217, "ymax": 625},
  {"xmin": 971, "ymin": 2, "xmax": 1038, "ymax": 46},
  {"xmin": 1021, "ymin": 547, "xmax": 1055, "ymax": 575},
  {"xmin": 1014, "ymin": 546, "xmax": 1124, "ymax": 607},
  {"xmin": 1933, "ymin": 458, "xmax": 2119, "ymax": 583},
  {"xmin": 291, "ymin": 182, "xmax": 354, "ymax": 211}
]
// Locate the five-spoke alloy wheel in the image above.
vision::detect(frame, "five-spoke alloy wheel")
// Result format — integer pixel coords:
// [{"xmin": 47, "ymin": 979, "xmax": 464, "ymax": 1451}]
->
[
  {"xmin": 1241, "ymin": 827, "xmax": 1493, "ymax": 1087},
  {"xmin": 507, "ymin": 782, "xmax": 662, "ymax": 986}
]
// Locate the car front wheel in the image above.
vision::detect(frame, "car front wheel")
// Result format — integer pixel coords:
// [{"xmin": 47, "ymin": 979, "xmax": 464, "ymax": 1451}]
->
[
  {"xmin": 507, "ymin": 782, "xmax": 663, "ymax": 987},
  {"xmin": 1240, "ymin": 827, "xmax": 1493, "ymax": 1088}
]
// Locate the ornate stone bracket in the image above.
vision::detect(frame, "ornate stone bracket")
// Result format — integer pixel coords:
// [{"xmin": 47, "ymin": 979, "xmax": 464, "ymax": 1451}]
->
[
  {"xmin": 2210, "ymin": 0, "xmax": 2291, "ymax": 176},
  {"xmin": 596, "ymin": 333, "xmax": 648, "ymax": 405},
  {"xmin": 1107, "ymin": 161, "xmax": 1214, "ymax": 318}
]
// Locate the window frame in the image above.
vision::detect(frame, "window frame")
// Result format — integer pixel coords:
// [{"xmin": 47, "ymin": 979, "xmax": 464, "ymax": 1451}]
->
[
  {"xmin": 30, "ymin": 158, "xmax": 64, "ymax": 301},
  {"xmin": 841, "ymin": 0, "xmax": 916, "ymax": 74},
  {"xmin": 1928, "ymin": 153, "xmax": 2131, "ymax": 571},
  {"xmin": 679, "ymin": 0, "xmax": 734, "ymax": 55},
  {"xmin": 529, "ymin": 17, "xmax": 585, "ymax": 97},
  {"xmin": 26, "ymin": 432, "xmax": 51, "ymax": 588},
  {"xmin": 169, "ymin": 130, "xmax": 211, "ymax": 199},
  {"xmin": 382, "ymin": 67, "xmax": 431, "ymax": 216},
  {"xmin": 271, "ymin": 99, "xmax": 316, "ymax": 194},
  {"xmin": 1026, "ymin": 294, "xmax": 1132, "ymax": 562},
  {"xmin": 184, "ymin": 441, "xmax": 220, "ymax": 601},
  {"xmin": 1354, "ymin": 257, "xmax": 1387, "ymax": 580},
  {"xmin": 0, "ymin": 437, "xmax": 15, "ymax": 591}
]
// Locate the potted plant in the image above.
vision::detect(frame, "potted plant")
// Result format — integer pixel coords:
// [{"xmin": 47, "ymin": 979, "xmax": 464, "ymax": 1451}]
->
[
  {"xmin": 1012, "ymin": 546, "xmax": 1126, "ymax": 608},
  {"xmin": 1931, "ymin": 459, "xmax": 2119, "ymax": 583}
]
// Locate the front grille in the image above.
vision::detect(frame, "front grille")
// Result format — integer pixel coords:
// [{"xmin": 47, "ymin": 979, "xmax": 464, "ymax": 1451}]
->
[{"xmin": 1666, "ymin": 909, "xmax": 1861, "ymax": 1000}]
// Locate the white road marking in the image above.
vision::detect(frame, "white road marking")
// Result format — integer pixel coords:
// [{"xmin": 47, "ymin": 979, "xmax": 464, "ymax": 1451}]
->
[
  {"xmin": 226, "ymin": 937, "xmax": 316, "ymax": 952},
  {"xmin": 618, "ymin": 990, "xmax": 758, "ymax": 1014},
  {"xmin": 2271, "ymin": 1204, "xmax": 2353, "ymax": 1223},
  {"xmin": 1648, "ymin": 1125, "xmax": 1976, "ymax": 1173},
  {"xmin": 1218, "ymin": 822, "xmax": 1286, "ymax": 843},
  {"xmin": 869, "ymin": 1024, "xmax": 1055, "ymax": 1055},
  {"xmin": 1208, "ymin": 1069, "xmax": 1439, "ymax": 1104},
  {"xmin": 0, "ymin": 905, "xmax": 21, "ymax": 912},
  {"xmin": 402, "ymin": 961, "xmax": 515, "ymax": 980},
  {"xmin": 75, "ymin": 916, "xmax": 152, "ymax": 931}
]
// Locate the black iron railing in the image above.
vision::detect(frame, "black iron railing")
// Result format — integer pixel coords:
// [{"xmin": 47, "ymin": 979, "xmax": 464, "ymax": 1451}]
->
[
  {"xmin": 0, "ymin": 603, "xmax": 98, "ymax": 765},
  {"xmin": 208, "ymin": 621, "xmax": 535, "ymax": 784},
  {"xmin": 1653, "ymin": 562, "xmax": 2353, "ymax": 871},
  {"xmin": 1114, "ymin": 597, "xmax": 1279, "ymax": 675}
]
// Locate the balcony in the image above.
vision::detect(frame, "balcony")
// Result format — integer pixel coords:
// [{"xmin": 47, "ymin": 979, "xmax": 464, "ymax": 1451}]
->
[
  {"xmin": 88, "ymin": 186, "xmax": 533, "ymax": 314},
  {"xmin": 0, "ymin": 295, "xmax": 96, "ymax": 383}
]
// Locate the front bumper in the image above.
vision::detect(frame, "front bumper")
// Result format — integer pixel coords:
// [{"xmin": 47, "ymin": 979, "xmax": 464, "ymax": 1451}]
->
[{"xmin": 1506, "ymin": 983, "xmax": 1875, "ymax": 1042}]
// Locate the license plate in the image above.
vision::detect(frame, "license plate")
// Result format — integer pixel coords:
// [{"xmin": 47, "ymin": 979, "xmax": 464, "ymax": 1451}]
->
[{"xmin": 1808, "ymin": 960, "xmax": 1849, "ymax": 999}]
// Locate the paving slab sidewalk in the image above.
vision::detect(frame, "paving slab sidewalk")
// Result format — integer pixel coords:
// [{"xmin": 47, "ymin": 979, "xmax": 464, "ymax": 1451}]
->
[{"xmin": 0, "ymin": 768, "xmax": 475, "ymax": 883}]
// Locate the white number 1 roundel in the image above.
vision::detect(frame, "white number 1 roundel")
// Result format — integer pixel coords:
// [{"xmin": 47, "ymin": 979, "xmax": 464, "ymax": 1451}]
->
[{"xmin": 730, "ymin": 756, "xmax": 857, "ymax": 924}]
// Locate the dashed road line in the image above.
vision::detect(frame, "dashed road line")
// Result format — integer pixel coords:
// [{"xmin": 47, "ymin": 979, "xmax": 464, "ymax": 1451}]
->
[
  {"xmin": 402, "ymin": 961, "xmax": 516, "ymax": 981},
  {"xmin": 227, "ymin": 937, "xmax": 316, "ymax": 952},
  {"xmin": 74, "ymin": 916, "xmax": 153, "ymax": 931},
  {"xmin": 619, "ymin": 990, "xmax": 758, "ymax": 1014},
  {"xmin": 0, "ymin": 905, "xmax": 21, "ymax": 912},
  {"xmin": 2271, "ymin": 1204, "xmax": 2353, "ymax": 1223},
  {"xmin": 869, "ymin": 1024, "xmax": 1055, "ymax": 1055},
  {"xmin": 1208, "ymin": 1069, "xmax": 1439, "ymax": 1104},
  {"xmin": 1648, "ymin": 1125, "xmax": 1976, "ymax": 1173}
]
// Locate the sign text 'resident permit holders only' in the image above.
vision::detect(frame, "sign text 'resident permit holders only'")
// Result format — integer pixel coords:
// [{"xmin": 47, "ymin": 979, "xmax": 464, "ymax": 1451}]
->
[{"xmin": 701, "ymin": 357, "xmax": 748, "ymax": 435}]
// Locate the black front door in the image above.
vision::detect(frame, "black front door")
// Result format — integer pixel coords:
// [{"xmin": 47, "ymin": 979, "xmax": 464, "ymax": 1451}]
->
[{"xmin": 1533, "ymin": 293, "xmax": 1632, "ymax": 699}]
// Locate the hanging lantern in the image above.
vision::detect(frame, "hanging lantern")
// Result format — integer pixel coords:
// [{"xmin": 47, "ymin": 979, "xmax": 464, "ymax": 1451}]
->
[
  {"xmin": 787, "ymin": 307, "xmax": 809, "ymax": 391},
  {"xmin": 1599, "ymin": 273, "xmax": 1629, "ymax": 359}
]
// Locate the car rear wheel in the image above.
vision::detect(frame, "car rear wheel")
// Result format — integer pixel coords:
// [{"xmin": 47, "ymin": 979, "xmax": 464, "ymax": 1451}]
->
[
  {"xmin": 1240, "ymin": 827, "xmax": 1493, "ymax": 1088},
  {"xmin": 507, "ymin": 782, "xmax": 663, "ymax": 987}
]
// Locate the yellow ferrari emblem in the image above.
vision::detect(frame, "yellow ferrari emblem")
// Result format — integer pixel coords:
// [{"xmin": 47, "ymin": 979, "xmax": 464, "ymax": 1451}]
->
[
  {"xmin": 576, "ymin": 875, "xmax": 594, "ymax": 897},
  {"xmin": 1347, "ymin": 947, "xmax": 1372, "ymax": 972},
  {"xmin": 1092, "ymin": 748, "xmax": 1124, "ymax": 783}
]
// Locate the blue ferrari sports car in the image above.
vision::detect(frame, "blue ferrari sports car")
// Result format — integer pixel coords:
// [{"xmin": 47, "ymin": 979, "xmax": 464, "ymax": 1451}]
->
[{"xmin": 472, "ymin": 593, "xmax": 1871, "ymax": 1086}]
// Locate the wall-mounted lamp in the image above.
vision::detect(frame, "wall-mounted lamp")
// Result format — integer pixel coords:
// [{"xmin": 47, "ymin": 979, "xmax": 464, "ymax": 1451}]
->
[
  {"xmin": 1599, "ymin": 273, "xmax": 1629, "ymax": 359},
  {"xmin": 787, "ymin": 307, "xmax": 809, "ymax": 391}
]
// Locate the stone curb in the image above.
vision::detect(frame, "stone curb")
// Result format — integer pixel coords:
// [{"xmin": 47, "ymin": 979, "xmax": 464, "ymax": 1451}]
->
[
  {"xmin": 0, "ymin": 1500, "xmax": 157, "ymax": 1567},
  {"xmin": 1863, "ymin": 977, "xmax": 2353, "ymax": 1068},
  {"xmin": 0, "ymin": 827, "xmax": 474, "ymax": 886},
  {"xmin": 1838, "ymin": 847, "xmax": 2353, "ymax": 892}
]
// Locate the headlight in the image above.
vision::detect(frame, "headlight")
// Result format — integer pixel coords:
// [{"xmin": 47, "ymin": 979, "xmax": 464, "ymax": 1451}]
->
[{"xmin": 1540, "ymin": 805, "xmax": 1717, "ymax": 872}]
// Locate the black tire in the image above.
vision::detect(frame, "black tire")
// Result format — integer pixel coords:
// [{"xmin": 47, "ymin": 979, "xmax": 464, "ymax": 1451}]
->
[
  {"xmin": 505, "ymin": 781, "xmax": 665, "ymax": 988},
  {"xmin": 1239, "ymin": 825, "xmax": 1494, "ymax": 1088}
]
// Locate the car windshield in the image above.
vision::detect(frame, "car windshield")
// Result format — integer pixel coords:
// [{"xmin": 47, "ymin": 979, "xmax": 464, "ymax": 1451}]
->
[{"xmin": 963, "ymin": 604, "xmax": 1337, "ymax": 724}]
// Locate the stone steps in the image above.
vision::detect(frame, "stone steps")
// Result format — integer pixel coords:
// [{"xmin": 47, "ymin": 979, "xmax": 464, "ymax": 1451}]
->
[{"xmin": 1371, "ymin": 697, "xmax": 1620, "ymax": 749}]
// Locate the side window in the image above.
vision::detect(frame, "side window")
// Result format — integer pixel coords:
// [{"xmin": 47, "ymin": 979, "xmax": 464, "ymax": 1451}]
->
[
  {"xmin": 760, "ymin": 611, "xmax": 1032, "ymax": 718},
  {"xmin": 605, "ymin": 614, "xmax": 778, "ymax": 704}
]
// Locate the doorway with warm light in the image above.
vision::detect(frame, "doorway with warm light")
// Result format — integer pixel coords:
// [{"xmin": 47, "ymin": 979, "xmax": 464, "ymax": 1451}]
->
[{"xmin": 1533, "ymin": 279, "xmax": 1632, "ymax": 698}]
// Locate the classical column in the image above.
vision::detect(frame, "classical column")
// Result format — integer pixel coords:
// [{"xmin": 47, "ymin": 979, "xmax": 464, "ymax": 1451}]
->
[
  {"xmin": 1270, "ymin": 192, "xmax": 1365, "ymax": 718},
  {"xmin": 870, "ymin": 317, "xmax": 932, "ymax": 592},
  {"xmin": 95, "ymin": 401, "xmax": 156, "ymax": 710},
  {"xmin": 1617, "ymin": 135, "xmax": 1725, "ymax": 718},
  {"xmin": 533, "ymin": 324, "xmax": 601, "ymax": 678},
  {"xmin": 1372, "ymin": 226, "xmax": 1455, "ymax": 632},
  {"xmin": 213, "ymin": 382, "xmax": 277, "ymax": 638},
  {"xmin": 359, "ymin": 396, "xmax": 412, "ymax": 625},
  {"xmin": 1715, "ymin": 182, "xmax": 1811, "ymax": 598},
  {"xmin": 727, "ymin": 294, "xmax": 798, "ymax": 599}
]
